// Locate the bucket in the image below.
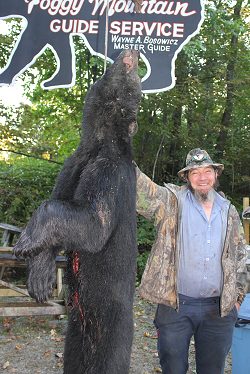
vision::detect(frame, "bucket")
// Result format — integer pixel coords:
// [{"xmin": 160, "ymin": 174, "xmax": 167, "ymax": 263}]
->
[{"xmin": 231, "ymin": 293, "xmax": 250, "ymax": 374}]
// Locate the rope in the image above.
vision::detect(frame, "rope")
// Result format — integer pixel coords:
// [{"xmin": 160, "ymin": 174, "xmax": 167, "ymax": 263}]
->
[{"xmin": 104, "ymin": 0, "xmax": 110, "ymax": 72}]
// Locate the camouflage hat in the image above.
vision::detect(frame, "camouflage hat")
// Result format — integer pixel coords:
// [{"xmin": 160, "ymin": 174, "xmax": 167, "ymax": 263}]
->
[{"xmin": 178, "ymin": 148, "xmax": 224, "ymax": 180}]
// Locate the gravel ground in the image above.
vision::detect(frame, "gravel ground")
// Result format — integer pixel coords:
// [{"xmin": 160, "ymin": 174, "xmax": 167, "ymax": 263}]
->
[{"xmin": 0, "ymin": 292, "xmax": 232, "ymax": 373}]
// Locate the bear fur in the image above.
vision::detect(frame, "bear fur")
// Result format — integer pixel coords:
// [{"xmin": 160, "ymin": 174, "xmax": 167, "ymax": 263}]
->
[{"xmin": 14, "ymin": 50, "xmax": 141, "ymax": 374}]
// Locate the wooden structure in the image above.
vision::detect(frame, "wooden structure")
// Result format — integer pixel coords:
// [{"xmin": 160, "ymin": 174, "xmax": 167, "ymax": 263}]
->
[
  {"xmin": 0, "ymin": 223, "xmax": 22, "ymax": 247},
  {"xmin": 0, "ymin": 223, "xmax": 67, "ymax": 316}
]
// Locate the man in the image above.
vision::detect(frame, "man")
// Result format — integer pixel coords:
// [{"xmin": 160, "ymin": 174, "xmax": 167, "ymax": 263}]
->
[{"xmin": 136, "ymin": 148, "xmax": 247, "ymax": 374}]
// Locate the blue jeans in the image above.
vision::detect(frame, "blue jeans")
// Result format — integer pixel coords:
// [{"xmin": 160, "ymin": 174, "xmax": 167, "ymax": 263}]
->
[{"xmin": 154, "ymin": 294, "xmax": 238, "ymax": 374}]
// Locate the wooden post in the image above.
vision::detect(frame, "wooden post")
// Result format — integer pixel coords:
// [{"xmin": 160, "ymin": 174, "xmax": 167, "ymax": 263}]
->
[
  {"xmin": 243, "ymin": 197, "xmax": 250, "ymax": 244},
  {"xmin": 56, "ymin": 268, "xmax": 63, "ymax": 297}
]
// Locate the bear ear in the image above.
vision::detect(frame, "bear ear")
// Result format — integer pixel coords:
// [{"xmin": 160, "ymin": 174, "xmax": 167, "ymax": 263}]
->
[{"xmin": 129, "ymin": 121, "xmax": 138, "ymax": 137}]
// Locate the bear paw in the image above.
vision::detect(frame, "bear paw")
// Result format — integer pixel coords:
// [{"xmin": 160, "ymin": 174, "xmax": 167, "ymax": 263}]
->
[{"xmin": 27, "ymin": 256, "xmax": 56, "ymax": 303}]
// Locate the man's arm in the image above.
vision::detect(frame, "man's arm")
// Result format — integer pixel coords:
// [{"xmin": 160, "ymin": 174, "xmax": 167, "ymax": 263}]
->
[
  {"xmin": 136, "ymin": 166, "xmax": 168, "ymax": 220},
  {"xmin": 233, "ymin": 207, "xmax": 248, "ymax": 307},
  {"xmin": 136, "ymin": 165, "xmax": 182, "ymax": 222}
]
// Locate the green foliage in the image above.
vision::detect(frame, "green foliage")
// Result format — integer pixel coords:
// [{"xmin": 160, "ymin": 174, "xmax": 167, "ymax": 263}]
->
[
  {"xmin": 136, "ymin": 251, "xmax": 150, "ymax": 285},
  {"xmin": 136, "ymin": 216, "xmax": 155, "ymax": 285},
  {"xmin": 0, "ymin": 19, "xmax": 22, "ymax": 68},
  {"xmin": 133, "ymin": 0, "xmax": 250, "ymax": 206},
  {"xmin": 0, "ymin": 158, "xmax": 60, "ymax": 226},
  {"xmin": 0, "ymin": 1, "xmax": 249, "ymax": 280},
  {"xmin": 137, "ymin": 215, "xmax": 155, "ymax": 250},
  {"xmin": 1, "ymin": 4, "xmax": 249, "ymax": 195}
]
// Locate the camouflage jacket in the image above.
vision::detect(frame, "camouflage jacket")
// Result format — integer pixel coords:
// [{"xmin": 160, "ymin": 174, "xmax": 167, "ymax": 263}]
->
[{"xmin": 136, "ymin": 168, "xmax": 248, "ymax": 317}]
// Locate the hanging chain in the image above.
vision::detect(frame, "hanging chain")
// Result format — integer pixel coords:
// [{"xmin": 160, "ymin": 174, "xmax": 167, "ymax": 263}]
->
[{"xmin": 104, "ymin": 0, "xmax": 110, "ymax": 72}]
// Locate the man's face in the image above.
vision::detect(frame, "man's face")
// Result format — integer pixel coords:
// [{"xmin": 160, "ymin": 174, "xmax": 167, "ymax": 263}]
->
[{"xmin": 188, "ymin": 166, "xmax": 217, "ymax": 195}]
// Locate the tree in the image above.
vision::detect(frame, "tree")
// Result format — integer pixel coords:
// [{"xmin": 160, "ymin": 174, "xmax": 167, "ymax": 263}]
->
[{"xmin": 0, "ymin": 0, "xmax": 249, "ymax": 215}]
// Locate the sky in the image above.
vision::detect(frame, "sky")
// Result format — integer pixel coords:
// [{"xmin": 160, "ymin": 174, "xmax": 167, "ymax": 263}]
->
[{"xmin": 0, "ymin": 83, "xmax": 25, "ymax": 107}]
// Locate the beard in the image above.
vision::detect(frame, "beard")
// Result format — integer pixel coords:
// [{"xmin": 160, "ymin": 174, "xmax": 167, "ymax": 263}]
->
[
  {"xmin": 187, "ymin": 180, "xmax": 219, "ymax": 203},
  {"xmin": 193, "ymin": 189, "xmax": 215, "ymax": 203}
]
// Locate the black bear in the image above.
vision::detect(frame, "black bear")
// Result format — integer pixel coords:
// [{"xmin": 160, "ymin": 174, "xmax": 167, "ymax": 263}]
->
[{"xmin": 14, "ymin": 49, "xmax": 141, "ymax": 374}]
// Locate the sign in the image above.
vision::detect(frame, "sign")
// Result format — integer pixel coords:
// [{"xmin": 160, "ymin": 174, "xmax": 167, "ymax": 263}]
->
[{"xmin": 0, "ymin": 0, "xmax": 204, "ymax": 93}]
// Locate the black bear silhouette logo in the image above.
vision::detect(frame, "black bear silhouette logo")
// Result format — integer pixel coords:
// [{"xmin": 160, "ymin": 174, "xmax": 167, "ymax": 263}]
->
[{"xmin": 0, "ymin": 0, "xmax": 204, "ymax": 93}]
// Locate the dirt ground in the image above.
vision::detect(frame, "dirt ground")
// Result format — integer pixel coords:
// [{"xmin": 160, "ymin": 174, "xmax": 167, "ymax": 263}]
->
[{"xmin": 0, "ymin": 292, "xmax": 232, "ymax": 374}]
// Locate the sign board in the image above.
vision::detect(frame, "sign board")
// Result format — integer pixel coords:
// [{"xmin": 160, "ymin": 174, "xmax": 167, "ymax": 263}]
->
[{"xmin": 0, "ymin": 0, "xmax": 204, "ymax": 93}]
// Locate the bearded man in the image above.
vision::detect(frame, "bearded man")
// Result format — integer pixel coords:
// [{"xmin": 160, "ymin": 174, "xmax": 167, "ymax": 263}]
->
[{"xmin": 136, "ymin": 148, "xmax": 247, "ymax": 374}]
